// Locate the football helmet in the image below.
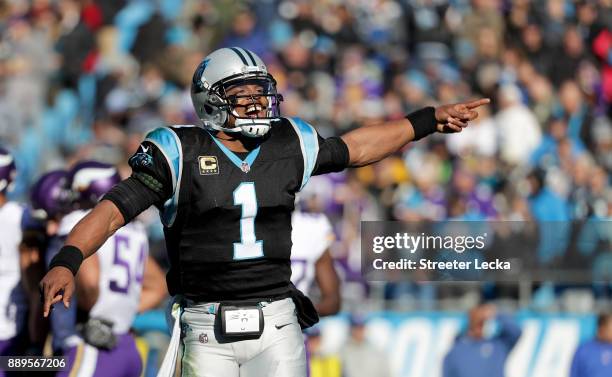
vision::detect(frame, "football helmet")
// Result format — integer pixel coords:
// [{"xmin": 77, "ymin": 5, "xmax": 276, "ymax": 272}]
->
[
  {"xmin": 30, "ymin": 169, "xmax": 70, "ymax": 220},
  {"xmin": 67, "ymin": 161, "xmax": 121, "ymax": 209},
  {"xmin": 190, "ymin": 47, "xmax": 283, "ymax": 137},
  {"xmin": 0, "ymin": 147, "xmax": 16, "ymax": 194}
]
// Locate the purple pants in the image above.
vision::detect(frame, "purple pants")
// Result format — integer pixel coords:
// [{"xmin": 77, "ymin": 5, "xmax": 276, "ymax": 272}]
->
[
  {"xmin": 0, "ymin": 339, "xmax": 16, "ymax": 356},
  {"xmin": 59, "ymin": 334, "xmax": 142, "ymax": 377},
  {"xmin": 0, "ymin": 335, "xmax": 27, "ymax": 377}
]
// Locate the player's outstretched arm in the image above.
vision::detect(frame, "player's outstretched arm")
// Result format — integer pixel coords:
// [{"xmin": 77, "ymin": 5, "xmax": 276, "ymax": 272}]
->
[
  {"xmin": 40, "ymin": 200, "xmax": 125, "ymax": 317},
  {"xmin": 341, "ymin": 98, "xmax": 490, "ymax": 167}
]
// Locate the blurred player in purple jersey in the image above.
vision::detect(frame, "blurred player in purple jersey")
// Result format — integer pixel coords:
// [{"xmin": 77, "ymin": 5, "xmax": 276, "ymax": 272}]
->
[
  {"xmin": 0, "ymin": 148, "xmax": 28, "ymax": 375},
  {"xmin": 54, "ymin": 161, "xmax": 166, "ymax": 377}
]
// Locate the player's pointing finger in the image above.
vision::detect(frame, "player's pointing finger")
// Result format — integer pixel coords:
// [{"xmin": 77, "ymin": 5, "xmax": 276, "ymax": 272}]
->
[
  {"xmin": 465, "ymin": 98, "xmax": 491, "ymax": 109},
  {"xmin": 42, "ymin": 283, "xmax": 60, "ymax": 317},
  {"xmin": 62, "ymin": 281, "xmax": 74, "ymax": 309}
]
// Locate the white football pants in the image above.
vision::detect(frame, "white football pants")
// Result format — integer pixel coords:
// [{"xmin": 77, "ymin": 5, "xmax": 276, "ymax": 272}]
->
[{"xmin": 178, "ymin": 298, "xmax": 306, "ymax": 377}]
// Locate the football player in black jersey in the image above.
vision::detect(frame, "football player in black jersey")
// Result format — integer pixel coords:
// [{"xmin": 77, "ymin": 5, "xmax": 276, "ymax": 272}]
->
[{"xmin": 41, "ymin": 47, "xmax": 489, "ymax": 377}]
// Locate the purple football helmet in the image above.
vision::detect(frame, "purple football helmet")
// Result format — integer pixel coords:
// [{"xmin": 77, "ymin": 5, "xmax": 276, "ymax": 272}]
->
[
  {"xmin": 0, "ymin": 147, "xmax": 16, "ymax": 194},
  {"xmin": 67, "ymin": 161, "xmax": 121, "ymax": 209},
  {"xmin": 30, "ymin": 169, "xmax": 70, "ymax": 220}
]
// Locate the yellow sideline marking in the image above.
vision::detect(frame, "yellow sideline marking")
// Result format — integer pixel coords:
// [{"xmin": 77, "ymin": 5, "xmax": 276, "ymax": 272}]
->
[
  {"xmin": 68, "ymin": 343, "xmax": 84, "ymax": 377},
  {"xmin": 135, "ymin": 336, "xmax": 150, "ymax": 377}
]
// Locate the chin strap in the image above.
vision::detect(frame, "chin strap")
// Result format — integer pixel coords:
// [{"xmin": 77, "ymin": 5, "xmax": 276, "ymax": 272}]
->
[
  {"xmin": 204, "ymin": 116, "xmax": 274, "ymax": 138},
  {"xmin": 205, "ymin": 121, "xmax": 270, "ymax": 138},
  {"xmin": 205, "ymin": 122, "xmax": 242, "ymax": 134},
  {"xmin": 234, "ymin": 118, "xmax": 271, "ymax": 137}
]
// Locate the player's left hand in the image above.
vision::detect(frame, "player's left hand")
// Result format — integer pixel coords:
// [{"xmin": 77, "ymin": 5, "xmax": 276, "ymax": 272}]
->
[
  {"xmin": 39, "ymin": 266, "xmax": 75, "ymax": 317},
  {"xmin": 435, "ymin": 98, "xmax": 490, "ymax": 133}
]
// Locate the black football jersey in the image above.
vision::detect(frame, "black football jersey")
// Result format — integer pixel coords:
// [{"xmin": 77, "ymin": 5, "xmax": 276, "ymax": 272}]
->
[{"xmin": 128, "ymin": 117, "xmax": 347, "ymax": 301}]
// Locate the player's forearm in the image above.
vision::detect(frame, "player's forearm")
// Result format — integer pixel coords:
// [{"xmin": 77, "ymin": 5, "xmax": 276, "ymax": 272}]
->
[
  {"xmin": 138, "ymin": 257, "xmax": 168, "ymax": 312},
  {"xmin": 341, "ymin": 118, "xmax": 416, "ymax": 167},
  {"xmin": 64, "ymin": 200, "xmax": 125, "ymax": 259},
  {"xmin": 138, "ymin": 290, "xmax": 167, "ymax": 312},
  {"xmin": 76, "ymin": 284, "xmax": 99, "ymax": 311},
  {"xmin": 138, "ymin": 278, "xmax": 168, "ymax": 312},
  {"xmin": 75, "ymin": 255, "xmax": 100, "ymax": 310},
  {"xmin": 315, "ymin": 294, "xmax": 340, "ymax": 316},
  {"xmin": 138, "ymin": 293, "xmax": 153, "ymax": 312},
  {"xmin": 340, "ymin": 102, "xmax": 489, "ymax": 167}
]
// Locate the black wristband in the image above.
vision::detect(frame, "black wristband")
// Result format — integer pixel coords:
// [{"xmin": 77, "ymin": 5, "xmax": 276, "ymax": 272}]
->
[
  {"xmin": 49, "ymin": 245, "xmax": 84, "ymax": 276},
  {"xmin": 406, "ymin": 106, "xmax": 437, "ymax": 140}
]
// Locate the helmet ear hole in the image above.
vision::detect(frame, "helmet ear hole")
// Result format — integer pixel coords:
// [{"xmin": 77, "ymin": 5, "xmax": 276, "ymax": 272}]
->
[{"xmin": 204, "ymin": 105, "xmax": 213, "ymax": 114}]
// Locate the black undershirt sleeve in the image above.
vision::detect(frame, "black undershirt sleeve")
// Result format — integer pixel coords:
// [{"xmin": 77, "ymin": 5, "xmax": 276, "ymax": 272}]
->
[{"xmin": 312, "ymin": 136, "xmax": 350, "ymax": 176}]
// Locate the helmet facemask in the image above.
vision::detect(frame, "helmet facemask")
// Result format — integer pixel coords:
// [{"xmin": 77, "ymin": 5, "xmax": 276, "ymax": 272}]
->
[{"xmin": 206, "ymin": 73, "xmax": 283, "ymax": 138}]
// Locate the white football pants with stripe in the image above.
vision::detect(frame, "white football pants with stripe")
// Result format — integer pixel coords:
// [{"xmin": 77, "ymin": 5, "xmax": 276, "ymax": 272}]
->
[{"xmin": 178, "ymin": 298, "xmax": 306, "ymax": 377}]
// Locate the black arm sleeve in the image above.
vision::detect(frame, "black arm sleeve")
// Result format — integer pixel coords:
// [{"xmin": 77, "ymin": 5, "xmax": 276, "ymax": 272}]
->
[
  {"xmin": 102, "ymin": 140, "xmax": 174, "ymax": 223},
  {"xmin": 102, "ymin": 177, "xmax": 165, "ymax": 223},
  {"xmin": 312, "ymin": 136, "xmax": 350, "ymax": 176}
]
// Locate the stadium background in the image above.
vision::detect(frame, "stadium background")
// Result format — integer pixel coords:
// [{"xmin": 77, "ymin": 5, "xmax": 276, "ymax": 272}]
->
[{"xmin": 0, "ymin": 0, "xmax": 610, "ymax": 376}]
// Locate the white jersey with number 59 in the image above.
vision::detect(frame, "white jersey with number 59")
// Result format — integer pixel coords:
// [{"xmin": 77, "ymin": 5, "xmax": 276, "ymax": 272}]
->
[
  {"xmin": 290, "ymin": 211, "xmax": 334, "ymax": 295},
  {"xmin": 59, "ymin": 210, "xmax": 149, "ymax": 334}
]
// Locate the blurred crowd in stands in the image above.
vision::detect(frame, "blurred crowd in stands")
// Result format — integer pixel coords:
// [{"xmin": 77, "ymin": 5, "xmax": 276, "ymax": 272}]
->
[{"xmin": 0, "ymin": 0, "xmax": 610, "ymax": 311}]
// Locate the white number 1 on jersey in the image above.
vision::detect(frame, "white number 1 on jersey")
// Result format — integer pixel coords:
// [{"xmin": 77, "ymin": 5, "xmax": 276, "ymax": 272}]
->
[{"xmin": 233, "ymin": 182, "xmax": 263, "ymax": 260}]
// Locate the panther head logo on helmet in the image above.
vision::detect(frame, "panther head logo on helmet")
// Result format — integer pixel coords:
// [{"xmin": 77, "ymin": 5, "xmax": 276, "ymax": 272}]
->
[{"xmin": 190, "ymin": 47, "xmax": 283, "ymax": 138}]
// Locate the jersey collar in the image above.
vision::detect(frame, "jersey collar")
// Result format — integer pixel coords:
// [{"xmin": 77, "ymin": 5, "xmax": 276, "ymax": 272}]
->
[{"xmin": 207, "ymin": 131, "xmax": 261, "ymax": 173}]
